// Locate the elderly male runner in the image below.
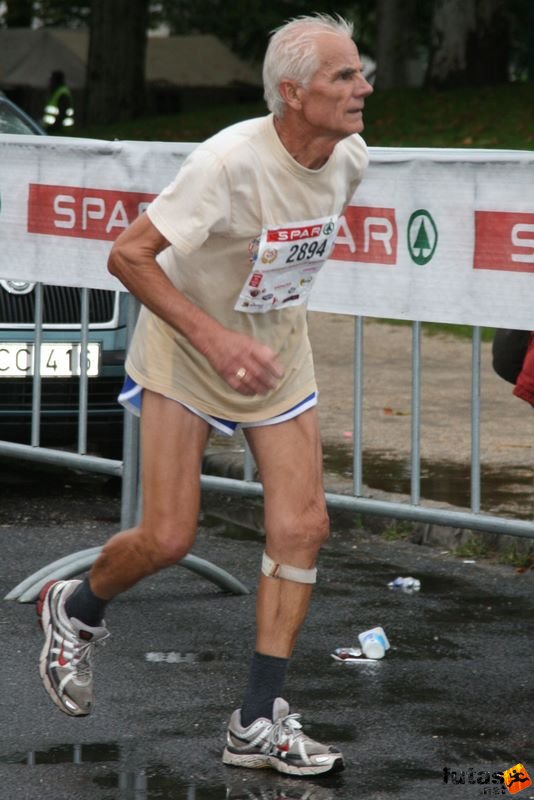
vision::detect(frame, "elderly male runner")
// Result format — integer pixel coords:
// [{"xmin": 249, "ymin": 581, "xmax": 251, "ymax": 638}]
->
[{"xmin": 37, "ymin": 13, "xmax": 373, "ymax": 777}]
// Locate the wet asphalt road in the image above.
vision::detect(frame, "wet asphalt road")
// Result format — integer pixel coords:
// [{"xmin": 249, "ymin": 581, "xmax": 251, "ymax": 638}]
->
[{"xmin": 1, "ymin": 463, "xmax": 534, "ymax": 800}]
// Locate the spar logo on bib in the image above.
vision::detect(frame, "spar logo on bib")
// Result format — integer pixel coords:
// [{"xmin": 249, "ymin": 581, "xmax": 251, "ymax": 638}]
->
[{"xmin": 266, "ymin": 222, "xmax": 325, "ymax": 242}]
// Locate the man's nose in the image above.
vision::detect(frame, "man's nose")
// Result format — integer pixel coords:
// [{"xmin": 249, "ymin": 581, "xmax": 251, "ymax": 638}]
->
[
  {"xmin": 354, "ymin": 75, "xmax": 373, "ymax": 97},
  {"xmin": 361, "ymin": 76, "xmax": 374, "ymax": 96}
]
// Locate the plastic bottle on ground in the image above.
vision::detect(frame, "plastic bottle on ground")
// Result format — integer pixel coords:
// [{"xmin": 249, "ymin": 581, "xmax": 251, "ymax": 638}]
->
[{"xmin": 387, "ymin": 576, "xmax": 421, "ymax": 594}]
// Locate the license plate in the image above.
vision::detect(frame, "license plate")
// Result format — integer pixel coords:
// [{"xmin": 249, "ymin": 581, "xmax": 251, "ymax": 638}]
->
[{"xmin": 0, "ymin": 343, "xmax": 101, "ymax": 377}]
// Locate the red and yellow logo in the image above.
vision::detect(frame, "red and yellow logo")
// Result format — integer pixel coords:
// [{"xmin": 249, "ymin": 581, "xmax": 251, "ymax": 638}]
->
[{"xmin": 502, "ymin": 763, "xmax": 532, "ymax": 795}]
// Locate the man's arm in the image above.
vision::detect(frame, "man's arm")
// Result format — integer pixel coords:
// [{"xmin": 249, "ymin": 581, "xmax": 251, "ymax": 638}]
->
[{"xmin": 108, "ymin": 212, "xmax": 283, "ymax": 396}]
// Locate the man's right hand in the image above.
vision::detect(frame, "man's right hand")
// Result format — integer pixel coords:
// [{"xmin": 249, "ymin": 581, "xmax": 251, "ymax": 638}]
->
[
  {"xmin": 203, "ymin": 329, "xmax": 284, "ymax": 396},
  {"xmin": 108, "ymin": 215, "xmax": 284, "ymax": 396}
]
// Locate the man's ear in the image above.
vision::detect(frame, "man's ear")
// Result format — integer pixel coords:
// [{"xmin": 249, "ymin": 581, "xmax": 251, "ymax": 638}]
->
[{"xmin": 278, "ymin": 79, "xmax": 302, "ymax": 110}]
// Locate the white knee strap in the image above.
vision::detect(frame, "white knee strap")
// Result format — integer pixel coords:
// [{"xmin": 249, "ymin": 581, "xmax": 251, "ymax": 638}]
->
[{"xmin": 261, "ymin": 551, "xmax": 317, "ymax": 584}]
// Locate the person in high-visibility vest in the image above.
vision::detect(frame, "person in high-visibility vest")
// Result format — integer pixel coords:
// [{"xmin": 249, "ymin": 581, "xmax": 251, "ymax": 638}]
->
[{"xmin": 42, "ymin": 70, "xmax": 75, "ymax": 133}]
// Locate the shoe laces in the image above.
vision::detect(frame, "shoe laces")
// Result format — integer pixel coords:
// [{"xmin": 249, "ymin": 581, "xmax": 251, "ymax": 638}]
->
[
  {"xmin": 61, "ymin": 625, "xmax": 108, "ymax": 679},
  {"xmin": 270, "ymin": 712, "xmax": 303, "ymax": 750},
  {"xmin": 71, "ymin": 639, "xmax": 97, "ymax": 679}
]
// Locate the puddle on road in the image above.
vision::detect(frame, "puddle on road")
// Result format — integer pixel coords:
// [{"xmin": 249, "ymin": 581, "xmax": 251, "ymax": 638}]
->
[
  {"xmin": 4, "ymin": 738, "xmax": 529, "ymax": 799},
  {"xmin": 0, "ymin": 741, "xmax": 343, "ymax": 798},
  {"xmin": 1, "ymin": 742, "xmax": 120, "ymax": 765},
  {"xmin": 1, "ymin": 743, "xmax": 218, "ymax": 798},
  {"xmin": 323, "ymin": 445, "xmax": 534, "ymax": 519}
]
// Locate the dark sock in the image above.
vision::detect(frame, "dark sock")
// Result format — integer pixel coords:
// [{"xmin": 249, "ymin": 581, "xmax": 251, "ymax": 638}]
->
[
  {"xmin": 64, "ymin": 577, "xmax": 108, "ymax": 627},
  {"xmin": 240, "ymin": 651, "xmax": 289, "ymax": 727}
]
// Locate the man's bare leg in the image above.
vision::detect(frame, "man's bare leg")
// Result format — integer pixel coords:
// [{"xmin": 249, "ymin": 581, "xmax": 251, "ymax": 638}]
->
[
  {"xmin": 222, "ymin": 408, "xmax": 343, "ymax": 776},
  {"xmin": 39, "ymin": 390, "xmax": 211, "ymax": 716},
  {"xmin": 246, "ymin": 407, "xmax": 328, "ymax": 658},
  {"xmin": 89, "ymin": 390, "xmax": 211, "ymax": 599},
  {"xmin": 237, "ymin": 408, "xmax": 328, "ymax": 724}
]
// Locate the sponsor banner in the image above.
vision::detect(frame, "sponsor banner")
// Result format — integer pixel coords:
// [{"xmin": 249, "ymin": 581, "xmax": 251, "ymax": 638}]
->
[
  {"xmin": 27, "ymin": 184, "xmax": 156, "ymax": 241},
  {"xmin": 0, "ymin": 134, "xmax": 532, "ymax": 328},
  {"xmin": 0, "ymin": 135, "xmax": 194, "ymax": 293},
  {"xmin": 473, "ymin": 211, "xmax": 534, "ymax": 273},
  {"xmin": 311, "ymin": 157, "xmax": 534, "ymax": 329}
]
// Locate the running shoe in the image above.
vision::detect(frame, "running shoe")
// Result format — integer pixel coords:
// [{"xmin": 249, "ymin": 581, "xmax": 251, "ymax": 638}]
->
[
  {"xmin": 37, "ymin": 579, "xmax": 109, "ymax": 716},
  {"xmin": 222, "ymin": 697, "xmax": 344, "ymax": 777}
]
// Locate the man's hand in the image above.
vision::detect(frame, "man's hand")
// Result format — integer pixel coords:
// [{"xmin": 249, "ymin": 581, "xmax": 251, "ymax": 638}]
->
[
  {"xmin": 108, "ymin": 216, "xmax": 284, "ymax": 397},
  {"xmin": 205, "ymin": 329, "xmax": 284, "ymax": 396}
]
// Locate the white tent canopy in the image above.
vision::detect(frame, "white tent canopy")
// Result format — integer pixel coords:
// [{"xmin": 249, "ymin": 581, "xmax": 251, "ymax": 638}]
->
[{"xmin": 0, "ymin": 28, "xmax": 261, "ymax": 90}]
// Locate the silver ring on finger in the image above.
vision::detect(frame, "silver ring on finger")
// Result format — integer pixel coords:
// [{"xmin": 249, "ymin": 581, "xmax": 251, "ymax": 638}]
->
[{"xmin": 236, "ymin": 367, "xmax": 247, "ymax": 381}]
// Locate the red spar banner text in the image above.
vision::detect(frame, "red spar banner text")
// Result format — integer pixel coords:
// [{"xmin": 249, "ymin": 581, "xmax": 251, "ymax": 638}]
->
[
  {"xmin": 27, "ymin": 184, "xmax": 156, "ymax": 241},
  {"xmin": 474, "ymin": 211, "xmax": 534, "ymax": 273}
]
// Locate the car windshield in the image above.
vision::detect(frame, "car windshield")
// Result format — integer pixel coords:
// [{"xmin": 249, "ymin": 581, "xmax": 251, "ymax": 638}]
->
[{"xmin": 0, "ymin": 99, "xmax": 41, "ymax": 134}]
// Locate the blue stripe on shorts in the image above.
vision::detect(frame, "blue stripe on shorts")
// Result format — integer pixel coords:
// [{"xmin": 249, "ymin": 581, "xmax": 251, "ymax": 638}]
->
[{"xmin": 117, "ymin": 375, "xmax": 317, "ymax": 437}]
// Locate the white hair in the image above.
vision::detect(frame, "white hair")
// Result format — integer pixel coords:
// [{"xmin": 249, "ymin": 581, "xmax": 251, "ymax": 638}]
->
[{"xmin": 263, "ymin": 14, "xmax": 355, "ymax": 118}]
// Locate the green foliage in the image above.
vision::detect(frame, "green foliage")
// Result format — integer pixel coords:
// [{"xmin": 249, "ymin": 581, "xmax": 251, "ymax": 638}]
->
[
  {"xmin": 453, "ymin": 536, "xmax": 492, "ymax": 559},
  {"xmin": 151, "ymin": 0, "xmax": 378, "ymax": 62},
  {"xmin": 363, "ymin": 84, "xmax": 534, "ymax": 150},
  {"xmin": 2, "ymin": 0, "xmax": 33, "ymax": 26},
  {"xmin": 2, "ymin": 0, "xmax": 90, "ymax": 28},
  {"xmin": 33, "ymin": 0, "xmax": 90, "ymax": 28},
  {"xmin": 496, "ymin": 543, "xmax": 534, "ymax": 569},
  {"xmin": 454, "ymin": 537, "xmax": 534, "ymax": 570},
  {"xmin": 76, "ymin": 83, "xmax": 533, "ymax": 155},
  {"xmin": 382, "ymin": 522, "xmax": 414, "ymax": 541}
]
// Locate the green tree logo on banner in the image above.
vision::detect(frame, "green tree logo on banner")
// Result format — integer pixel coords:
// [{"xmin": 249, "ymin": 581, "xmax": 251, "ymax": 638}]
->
[{"xmin": 407, "ymin": 210, "xmax": 438, "ymax": 265}]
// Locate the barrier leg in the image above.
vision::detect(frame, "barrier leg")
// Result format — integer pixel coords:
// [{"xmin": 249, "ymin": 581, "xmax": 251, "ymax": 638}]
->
[{"xmin": 5, "ymin": 549, "xmax": 249, "ymax": 603}]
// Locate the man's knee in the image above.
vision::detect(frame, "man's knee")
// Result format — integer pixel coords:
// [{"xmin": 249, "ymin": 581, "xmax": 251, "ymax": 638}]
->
[
  {"xmin": 307, "ymin": 503, "xmax": 330, "ymax": 548},
  {"xmin": 149, "ymin": 526, "xmax": 195, "ymax": 569},
  {"xmin": 268, "ymin": 500, "xmax": 330, "ymax": 553},
  {"xmin": 125, "ymin": 522, "xmax": 195, "ymax": 572}
]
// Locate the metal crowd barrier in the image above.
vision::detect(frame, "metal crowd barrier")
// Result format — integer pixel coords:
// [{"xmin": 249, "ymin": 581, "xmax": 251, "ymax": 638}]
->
[
  {"xmin": 1, "ymin": 287, "xmax": 248, "ymax": 601},
  {"xmin": 2, "ymin": 285, "xmax": 533, "ymax": 604},
  {"xmin": 204, "ymin": 318, "xmax": 534, "ymax": 541}
]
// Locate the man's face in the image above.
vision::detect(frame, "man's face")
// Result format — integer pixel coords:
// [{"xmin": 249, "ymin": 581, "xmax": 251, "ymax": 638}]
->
[{"xmin": 294, "ymin": 33, "xmax": 373, "ymax": 140}]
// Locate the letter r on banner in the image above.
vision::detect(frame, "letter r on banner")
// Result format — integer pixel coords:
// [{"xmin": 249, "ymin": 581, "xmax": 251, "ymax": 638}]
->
[{"xmin": 331, "ymin": 206, "xmax": 397, "ymax": 264}]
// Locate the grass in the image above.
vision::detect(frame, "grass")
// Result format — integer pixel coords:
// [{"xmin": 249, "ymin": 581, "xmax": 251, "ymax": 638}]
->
[
  {"xmin": 453, "ymin": 536, "xmax": 493, "ymax": 560},
  {"xmin": 382, "ymin": 521, "xmax": 414, "ymax": 541},
  {"xmin": 454, "ymin": 536, "xmax": 534, "ymax": 570},
  {"xmin": 362, "ymin": 83, "xmax": 533, "ymax": 150},
  {"xmin": 76, "ymin": 82, "xmax": 534, "ymax": 151},
  {"xmin": 496, "ymin": 544, "xmax": 534, "ymax": 570}
]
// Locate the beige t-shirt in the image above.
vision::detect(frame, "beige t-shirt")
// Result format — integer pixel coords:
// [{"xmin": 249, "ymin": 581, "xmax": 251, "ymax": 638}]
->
[{"xmin": 126, "ymin": 114, "xmax": 368, "ymax": 421}]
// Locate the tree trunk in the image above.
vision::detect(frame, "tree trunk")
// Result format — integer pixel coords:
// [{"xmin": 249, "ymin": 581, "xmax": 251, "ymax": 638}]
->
[
  {"xmin": 426, "ymin": 0, "xmax": 509, "ymax": 87},
  {"xmin": 527, "ymin": 0, "xmax": 534, "ymax": 81},
  {"xmin": 5, "ymin": 0, "xmax": 33, "ymax": 26},
  {"xmin": 84, "ymin": 0, "xmax": 149, "ymax": 125},
  {"xmin": 374, "ymin": 0, "xmax": 418, "ymax": 89}
]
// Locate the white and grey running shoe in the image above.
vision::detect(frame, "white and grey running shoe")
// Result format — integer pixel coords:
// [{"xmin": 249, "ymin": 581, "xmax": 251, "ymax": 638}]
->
[
  {"xmin": 222, "ymin": 697, "xmax": 344, "ymax": 777},
  {"xmin": 37, "ymin": 579, "xmax": 109, "ymax": 717}
]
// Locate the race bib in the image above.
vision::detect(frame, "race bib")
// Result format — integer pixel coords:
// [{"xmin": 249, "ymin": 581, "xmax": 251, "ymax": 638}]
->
[{"xmin": 234, "ymin": 215, "xmax": 340, "ymax": 313}]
